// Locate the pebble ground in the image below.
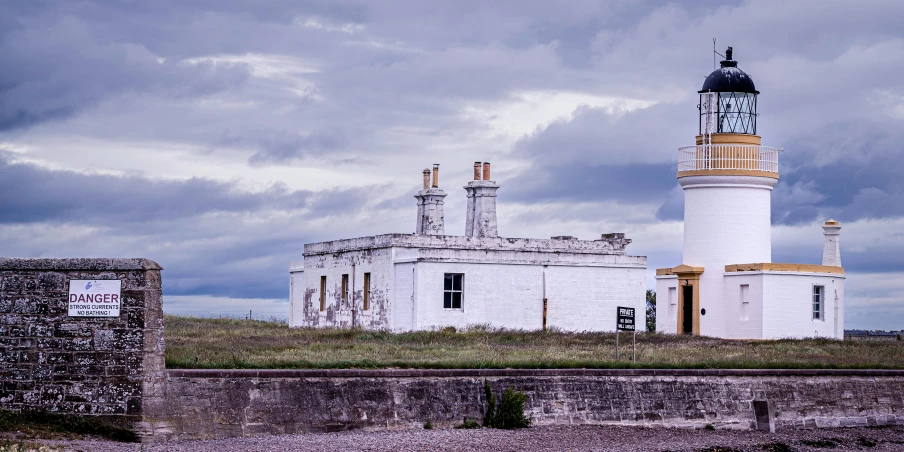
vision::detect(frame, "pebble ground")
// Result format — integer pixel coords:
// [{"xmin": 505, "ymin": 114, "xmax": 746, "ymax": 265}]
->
[{"xmin": 39, "ymin": 424, "xmax": 904, "ymax": 452}]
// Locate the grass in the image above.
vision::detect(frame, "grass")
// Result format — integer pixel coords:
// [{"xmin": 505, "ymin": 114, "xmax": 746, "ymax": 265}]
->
[
  {"xmin": 163, "ymin": 315, "xmax": 904, "ymax": 370},
  {"xmin": 0, "ymin": 410, "xmax": 138, "ymax": 443}
]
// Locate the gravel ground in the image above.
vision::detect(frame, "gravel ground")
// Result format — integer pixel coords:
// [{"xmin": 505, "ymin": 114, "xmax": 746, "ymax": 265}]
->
[{"xmin": 32, "ymin": 425, "xmax": 904, "ymax": 452}]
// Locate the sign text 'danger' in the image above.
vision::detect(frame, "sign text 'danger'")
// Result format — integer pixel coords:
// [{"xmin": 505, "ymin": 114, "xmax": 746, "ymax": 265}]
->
[{"xmin": 68, "ymin": 280, "xmax": 122, "ymax": 318}]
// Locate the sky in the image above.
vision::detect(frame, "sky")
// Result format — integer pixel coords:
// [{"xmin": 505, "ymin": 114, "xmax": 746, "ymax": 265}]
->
[{"xmin": 1, "ymin": 0, "xmax": 903, "ymax": 328}]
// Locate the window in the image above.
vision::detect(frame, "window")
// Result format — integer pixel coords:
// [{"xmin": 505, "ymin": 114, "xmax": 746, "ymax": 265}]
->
[
  {"xmin": 319, "ymin": 276, "xmax": 326, "ymax": 312},
  {"xmin": 363, "ymin": 272, "xmax": 371, "ymax": 310},
  {"xmin": 813, "ymin": 285, "xmax": 824, "ymax": 320},
  {"xmin": 341, "ymin": 274, "xmax": 349, "ymax": 308},
  {"xmin": 740, "ymin": 284, "xmax": 749, "ymax": 321},
  {"xmin": 443, "ymin": 273, "xmax": 463, "ymax": 309},
  {"xmin": 668, "ymin": 287, "xmax": 677, "ymax": 321}
]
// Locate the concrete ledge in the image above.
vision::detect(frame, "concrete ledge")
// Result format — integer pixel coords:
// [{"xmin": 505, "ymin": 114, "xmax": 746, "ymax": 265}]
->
[
  {"xmin": 0, "ymin": 257, "xmax": 162, "ymax": 271},
  {"xmin": 167, "ymin": 368, "xmax": 904, "ymax": 378}
]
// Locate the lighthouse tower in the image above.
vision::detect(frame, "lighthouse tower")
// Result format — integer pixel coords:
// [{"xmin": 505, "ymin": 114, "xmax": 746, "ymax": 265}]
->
[{"xmin": 656, "ymin": 48, "xmax": 845, "ymax": 339}]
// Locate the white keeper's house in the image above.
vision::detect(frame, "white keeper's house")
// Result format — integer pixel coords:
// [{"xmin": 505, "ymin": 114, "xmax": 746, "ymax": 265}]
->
[
  {"xmin": 290, "ymin": 163, "xmax": 648, "ymax": 331},
  {"xmin": 655, "ymin": 47, "xmax": 845, "ymax": 339}
]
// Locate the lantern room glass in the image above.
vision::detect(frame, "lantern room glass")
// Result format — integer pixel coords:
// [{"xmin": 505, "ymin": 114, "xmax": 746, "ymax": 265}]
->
[{"xmin": 698, "ymin": 91, "xmax": 757, "ymax": 135}]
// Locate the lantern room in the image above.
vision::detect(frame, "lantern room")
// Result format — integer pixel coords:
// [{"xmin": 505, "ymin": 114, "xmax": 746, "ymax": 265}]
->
[{"xmin": 698, "ymin": 47, "xmax": 758, "ymax": 136}]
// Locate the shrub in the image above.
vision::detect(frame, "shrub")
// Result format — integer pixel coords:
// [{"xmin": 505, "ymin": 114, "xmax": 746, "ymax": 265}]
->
[
  {"xmin": 483, "ymin": 379, "xmax": 496, "ymax": 427},
  {"xmin": 454, "ymin": 418, "xmax": 481, "ymax": 429},
  {"xmin": 482, "ymin": 380, "xmax": 531, "ymax": 429},
  {"xmin": 704, "ymin": 423, "xmax": 715, "ymax": 430},
  {"xmin": 423, "ymin": 420, "xmax": 433, "ymax": 430}
]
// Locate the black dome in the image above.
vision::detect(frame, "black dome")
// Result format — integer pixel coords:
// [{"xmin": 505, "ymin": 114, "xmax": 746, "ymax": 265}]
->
[{"xmin": 699, "ymin": 47, "xmax": 758, "ymax": 94}]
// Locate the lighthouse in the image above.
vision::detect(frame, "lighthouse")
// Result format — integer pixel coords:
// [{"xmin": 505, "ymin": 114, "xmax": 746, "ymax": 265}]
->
[{"xmin": 655, "ymin": 48, "xmax": 845, "ymax": 339}]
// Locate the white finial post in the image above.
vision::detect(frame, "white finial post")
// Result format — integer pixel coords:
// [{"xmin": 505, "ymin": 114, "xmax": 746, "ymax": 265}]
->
[{"xmin": 822, "ymin": 220, "xmax": 842, "ymax": 267}]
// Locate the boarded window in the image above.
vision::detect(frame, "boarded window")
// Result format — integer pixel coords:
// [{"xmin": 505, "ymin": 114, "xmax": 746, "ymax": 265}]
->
[
  {"xmin": 668, "ymin": 287, "xmax": 677, "ymax": 321},
  {"xmin": 813, "ymin": 285, "xmax": 824, "ymax": 320},
  {"xmin": 319, "ymin": 276, "xmax": 326, "ymax": 312},
  {"xmin": 363, "ymin": 272, "xmax": 371, "ymax": 311},
  {"xmin": 443, "ymin": 273, "xmax": 463, "ymax": 309},
  {"xmin": 740, "ymin": 284, "xmax": 750, "ymax": 321},
  {"xmin": 341, "ymin": 274, "xmax": 349, "ymax": 308}
]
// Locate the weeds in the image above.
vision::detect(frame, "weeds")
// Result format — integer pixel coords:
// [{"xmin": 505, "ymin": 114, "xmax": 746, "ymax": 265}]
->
[
  {"xmin": 0, "ymin": 410, "xmax": 137, "ymax": 442},
  {"xmin": 163, "ymin": 315, "xmax": 904, "ymax": 370},
  {"xmin": 482, "ymin": 380, "xmax": 531, "ymax": 429},
  {"xmin": 454, "ymin": 419, "xmax": 481, "ymax": 429}
]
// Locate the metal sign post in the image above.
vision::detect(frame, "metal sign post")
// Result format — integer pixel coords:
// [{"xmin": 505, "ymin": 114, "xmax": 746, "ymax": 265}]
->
[{"xmin": 616, "ymin": 306, "xmax": 636, "ymax": 363}]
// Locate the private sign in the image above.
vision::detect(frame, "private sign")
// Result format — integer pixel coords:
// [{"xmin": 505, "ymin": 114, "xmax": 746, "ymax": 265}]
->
[
  {"xmin": 617, "ymin": 306, "xmax": 635, "ymax": 331},
  {"xmin": 68, "ymin": 280, "xmax": 122, "ymax": 317}
]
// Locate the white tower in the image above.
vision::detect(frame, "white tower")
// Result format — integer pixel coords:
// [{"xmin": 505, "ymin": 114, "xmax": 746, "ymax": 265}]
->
[
  {"xmin": 675, "ymin": 48, "xmax": 780, "ymax": 336},
  {"xmin": 656, "ymin": 47, "xmax": 844, "ymax": 339}
]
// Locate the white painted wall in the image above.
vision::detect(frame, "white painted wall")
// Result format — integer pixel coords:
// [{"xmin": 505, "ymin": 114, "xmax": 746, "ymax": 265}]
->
[
  {"xmin": 680, "ymin": 175, "xmax": 776, "ymax": 338},
  {"xmin": 722, "ymin": 273, "xmax": 765, "ymax": 339},
  {"xmin": 392, "ymin": 262, "xmax": 415, "ymax": 331},
  {"xmin": 295, "ymin": 248, "xmax": 394, "ymax": 329},
  {"xmin": 546, "ymin": 265, "xmax": 645, "ymax": 332},
  {"xmin": 762, "ymin": 272, "xmax": 844, "ymax": 339},
  {"xmin": 655, "ymin": 276, "xmax": 678, "ymax": 334},
  {"xmin": 410, "ymin": 262, "xmax": 645, "ymax": 332},
  {"xmin": 412, "ymin": 262, "xmax": 544, "ymax": 330}
]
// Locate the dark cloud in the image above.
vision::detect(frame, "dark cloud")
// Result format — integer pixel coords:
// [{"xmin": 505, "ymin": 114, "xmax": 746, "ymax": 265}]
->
[
  {"xmin": 222, "ymin": 128, "xmax": 351, "ymax": 165},
  {"xmin": 0, "ymin": 4, "xmax": 250, "ymax": 131},
  {"xmin": 2, "ymin": 0, "xmax": 904, "ymax": 321}
]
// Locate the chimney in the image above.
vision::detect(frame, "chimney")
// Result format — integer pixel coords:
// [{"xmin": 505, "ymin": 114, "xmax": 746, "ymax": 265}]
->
[
  {"xmin": 464, "ymin": 161, "xmax": 500, "ymax": 238},
  {"xmin": 414, "ymin": 166, "xmax": 447, "ymax": 235},
  {"xmin": 822, "ymin": 220, "xmax": 842, "ymax": 267}
]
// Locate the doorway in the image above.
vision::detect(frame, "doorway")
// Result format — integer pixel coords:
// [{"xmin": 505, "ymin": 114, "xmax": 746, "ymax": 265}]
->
[{"xmin": 682, "ymin": 285, "xmax": 694, "ymax": 334}]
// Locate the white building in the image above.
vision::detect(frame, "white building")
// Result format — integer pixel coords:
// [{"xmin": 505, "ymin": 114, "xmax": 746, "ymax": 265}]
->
[
  {"xmin": 290, "ymin": 162, "xmax": 647, "ymax": 331},
  {"xmin": 655, "ymin": 48, "xmax": 845, "ymax": 339}
]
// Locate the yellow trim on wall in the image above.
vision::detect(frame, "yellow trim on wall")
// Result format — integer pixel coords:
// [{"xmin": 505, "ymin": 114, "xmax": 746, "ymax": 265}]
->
[
  {"xmin": 671, "ymin": 265, "xmax": 704, "ymax": 336},
  {"xmin": 725, "ymin": 263, "xmax": 844, "ymax": 274},
  {"xmin": 677, "ymin": 169, "xmax": 779, "ymax": 179},
  {"xmin": 695, "ymin": 134, "xmax": 762, "ymax": 145}
]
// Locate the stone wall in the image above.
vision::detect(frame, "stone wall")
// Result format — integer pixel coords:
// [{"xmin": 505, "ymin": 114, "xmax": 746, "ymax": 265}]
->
[
  {"xmin": 152, "ymin": 369, "xmax": 904, "ymax": 441},
  {"xmin": 0, "ymin": 258, "xmax": 164, "ymax": 434}
]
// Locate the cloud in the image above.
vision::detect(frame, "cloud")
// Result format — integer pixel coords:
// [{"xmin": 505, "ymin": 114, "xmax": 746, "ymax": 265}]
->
[
  {"xmin": 0, "ymin": 9, "xmax": 250, "ymax": 131},
  {"xmin": 2, "ymin": 0, "xmax": 904, "ymax": 327}
]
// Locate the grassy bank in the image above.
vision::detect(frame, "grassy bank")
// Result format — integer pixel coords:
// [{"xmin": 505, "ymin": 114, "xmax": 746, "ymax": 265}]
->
[{"xmin": 163, "ymin": 315, "xmax": 904, "ymax": 369}]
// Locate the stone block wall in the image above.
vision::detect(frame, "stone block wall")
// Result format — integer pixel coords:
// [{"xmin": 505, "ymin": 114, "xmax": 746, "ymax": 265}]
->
[
  {"xmin": 156, "ymin": 369, "xmax": 904, "ymax": 441},
  {"xmin": 0, "ymin": 258, "xmax": 164, "ymax": 432}
]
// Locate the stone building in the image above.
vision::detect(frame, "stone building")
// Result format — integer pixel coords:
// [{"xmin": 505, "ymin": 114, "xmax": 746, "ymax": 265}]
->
[
  {"xmin": 290, "ymin": 162, "xmax": 647, "ymax": 331},
  {"xmin": 655, "ymin": 48, "xmax": 845, "ymax": 339}
]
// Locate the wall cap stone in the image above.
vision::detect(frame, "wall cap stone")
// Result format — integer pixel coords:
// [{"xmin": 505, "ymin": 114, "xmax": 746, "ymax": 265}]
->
[
  {"xmin": 167, "ymin": 368, "xmax": 904, "ymax": 379},
  {"xmin": 0, "ymin": 257, "xmax": 162, "ymax": 271}
]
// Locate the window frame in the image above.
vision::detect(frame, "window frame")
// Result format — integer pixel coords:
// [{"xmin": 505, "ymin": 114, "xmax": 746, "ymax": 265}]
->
[
  {"xmin": 739, "ymin": 284, "xmax": 750, "ymax": 321},
  {"xmin": 341, "ymin": 274, "xmax": 349, "ymax": 308},
  {"xmin": 443, "ymin": 273, "xmax": 464, "ymax": 310},
  {"xmin": 812, "ymin": 285, "xmax": 825, "ymax": 321},
  {"xmin": 363, "ymin": 272, "xmax": 371, "ymax": 311}
]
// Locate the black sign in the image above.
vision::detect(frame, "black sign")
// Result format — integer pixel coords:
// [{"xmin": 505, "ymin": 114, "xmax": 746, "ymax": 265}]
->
[{"xmin": 617, "ymin": 306, "xmax": 635, "ymax": 331}]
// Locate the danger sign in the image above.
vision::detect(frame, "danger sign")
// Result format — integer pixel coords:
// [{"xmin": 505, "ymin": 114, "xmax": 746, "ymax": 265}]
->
[{"xmin": 68, "ymin": 280, "xmax": 122, "ymax": 317}]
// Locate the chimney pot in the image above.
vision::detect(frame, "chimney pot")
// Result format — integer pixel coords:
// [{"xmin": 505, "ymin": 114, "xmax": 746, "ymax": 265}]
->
[
  {"xmin": 473, "ymin": 162, "xmax": 482, "ymax": 180},
  {"xmin": 432, "ymin": 164, "xmax": 439, "ymax": 188},
  {"xmin": 482, "ymin": 162, "xmax": 491, "ymax": 181},
  {"xmin": 422, "ymin": 169, "xmax": 431, "ymax": 189}
]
